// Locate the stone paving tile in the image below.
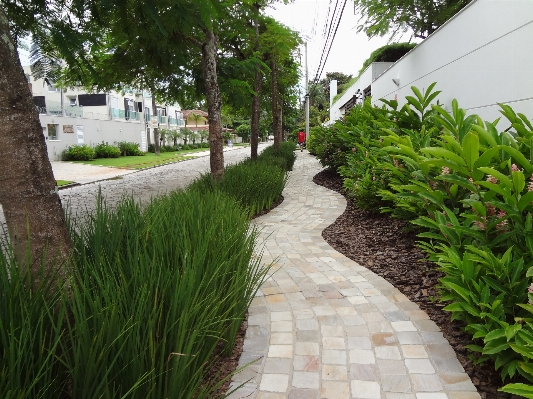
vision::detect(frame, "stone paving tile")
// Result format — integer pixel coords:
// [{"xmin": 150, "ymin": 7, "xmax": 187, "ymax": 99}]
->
[{"xmin": 227, "ymin": 152, "xmax": 480, "ymax": 398}]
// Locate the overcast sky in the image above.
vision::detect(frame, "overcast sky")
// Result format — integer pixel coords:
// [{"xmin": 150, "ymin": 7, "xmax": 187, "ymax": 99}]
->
[{"xmin": 266, "ymin": 0, "xmax": 391, "ymax": 84}]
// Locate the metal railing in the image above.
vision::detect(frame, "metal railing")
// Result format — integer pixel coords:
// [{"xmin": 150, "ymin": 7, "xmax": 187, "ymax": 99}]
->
[
  {"xmin": 35, "ymin": 101, "xmax": 111, "ymax": 120},
  {"xmin": 169, "ymin": 117, "xmax": 185, "ymax": 126},
  {"xmin": 111, "ymin": 108, "xmax": 141, "ymax": 121}
]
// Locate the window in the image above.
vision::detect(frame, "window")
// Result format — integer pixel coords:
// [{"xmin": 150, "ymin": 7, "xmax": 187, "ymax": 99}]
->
[
  {"xmin": 47, "ymin": 83, "xmax": 61, "ymax": 92},
  {"xmin": 47, "ymin": 124, "xmax": 59, "ymax": 140},
  {"xmin": 69, "ymin": 97, "xmax": 77, "ymax": 106},
  {"xmin": 124, "ymin": 98, "xmax": 134, "ymax": 120}
]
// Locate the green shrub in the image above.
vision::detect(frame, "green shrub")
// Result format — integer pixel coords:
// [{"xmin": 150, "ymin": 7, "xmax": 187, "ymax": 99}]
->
[
  {"xmin": 310, "ymin": 82, "xmax": 533, "ymax": 386},
  {"xmin": 94, "ymin": 142, "xmax": 120, "ymax": 158},
  {"xmin": 259, "ymin": 141, "xmax": 296, "ymax": 171},
  {"xmin": 190, "ymin": 146, "xmax": 290, "ymax": 217},
  {"xmin": 117, "ymin": 141, "xmax": 144, "ymax": 156},
  {"xmin": 62, "ymin": 144, "xmax": 95, "ymax": 161}
]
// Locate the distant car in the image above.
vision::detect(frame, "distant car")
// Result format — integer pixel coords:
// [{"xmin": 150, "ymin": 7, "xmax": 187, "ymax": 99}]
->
[{"xmin": 268, "ymin": 135, "xmax": 274, "ymax": 141}]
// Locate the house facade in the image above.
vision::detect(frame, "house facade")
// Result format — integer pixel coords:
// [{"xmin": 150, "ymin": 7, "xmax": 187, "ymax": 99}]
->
[
  {"xmin": 329, "ymin": 0, "xmax": 533, "ymax": 124},
  {"xmin": 25, "ymin": 66, "xmax": 185, "ymax": 160}
]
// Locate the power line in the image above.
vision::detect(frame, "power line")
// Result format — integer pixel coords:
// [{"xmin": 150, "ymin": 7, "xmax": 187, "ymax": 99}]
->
[
  {"xmin": 313, "ymin": 0, "xmax": 348, "ymax": 85},
  {"xmin": 312, "ymin": 0, "xmax": 339, "ymax": 86}
]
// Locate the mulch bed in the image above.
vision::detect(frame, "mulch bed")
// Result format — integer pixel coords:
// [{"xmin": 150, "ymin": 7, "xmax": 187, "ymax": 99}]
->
[{"xmin": 313, "ymin": 168, "xmax": 511, "ymax": 399}]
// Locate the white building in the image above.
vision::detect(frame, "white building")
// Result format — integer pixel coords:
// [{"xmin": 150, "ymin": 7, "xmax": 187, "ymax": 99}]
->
[
  {"xmin": 329, "ymin": 0, "xmax": 533, "ymax": 124},
  {"xmin": 25, "ymin": 66, "xmax": 185, "ymax": 160}
]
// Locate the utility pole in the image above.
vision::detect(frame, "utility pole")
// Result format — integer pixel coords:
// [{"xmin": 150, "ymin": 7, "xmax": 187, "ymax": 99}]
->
[{"xmin": 305, "ymin": 41, "xmax": 309, "ymax": 141}]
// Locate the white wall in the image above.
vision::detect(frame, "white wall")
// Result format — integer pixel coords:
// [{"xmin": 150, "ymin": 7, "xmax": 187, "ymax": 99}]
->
[
  {"xmin": 42, "ymin": 115, "xmax": 146, "ymax": 160},
  {"xmin": 330, "ymin": 63, "xmax": 394, "ymax": 122},
  {"xmin": 371, "ymin": 0, "xmax": 533, "ymax": 122}
]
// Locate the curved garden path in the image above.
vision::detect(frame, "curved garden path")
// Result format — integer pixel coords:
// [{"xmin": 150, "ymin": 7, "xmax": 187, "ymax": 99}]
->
[{"xmin": 228, "ymin": 151, "xmax": 480, "ymax": 399}]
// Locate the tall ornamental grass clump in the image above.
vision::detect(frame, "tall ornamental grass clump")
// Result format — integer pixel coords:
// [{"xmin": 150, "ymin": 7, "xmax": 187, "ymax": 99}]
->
[
  {"xmin": 63, "ymin": 189, "xmax": 267, "ymax": 398},
  {"xmin": 190, "ymin": 143, "xmax": 292, "ymax": 217},
  {"xmin": 308, "ymin": 84, "xmax": 533, "ymax": 395},
  {"xmin": 0, "ymin": 186, "xmax": 270, "ymax": 398},
  {"xmin": 259, "ymin": 141, "xmax": 297, "ymax": 171},
  {"xmin": 0, "ymin": 234, "xmax": 67, "ymax": 398}
]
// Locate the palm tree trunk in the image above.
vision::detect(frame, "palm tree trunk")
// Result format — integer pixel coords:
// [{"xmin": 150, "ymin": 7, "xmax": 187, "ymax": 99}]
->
[
  {"xmin": 202, "ymin": 29, "xmax": 224, "ymax": 179},
  {"xmin": 0, "ymin": 6, "xmax": 71, "ymax": 284}
]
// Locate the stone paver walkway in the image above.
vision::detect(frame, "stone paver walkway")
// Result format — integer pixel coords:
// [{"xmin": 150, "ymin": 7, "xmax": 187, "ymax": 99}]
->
[{"xmin": 228, "ymin": 152, "xmax": 480, "ymax": 399}]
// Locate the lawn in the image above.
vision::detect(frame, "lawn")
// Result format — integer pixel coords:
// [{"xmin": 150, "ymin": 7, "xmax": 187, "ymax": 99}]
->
[
  {"xmin": 73, "ymin": 152, "xmax": 193, "ymax": 169},
  {"xmin": 56, "ymin": 180, "xmax": 74, "ymax": 186}
]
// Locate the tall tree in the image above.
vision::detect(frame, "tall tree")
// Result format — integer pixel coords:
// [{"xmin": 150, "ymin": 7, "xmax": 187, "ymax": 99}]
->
[
  {"xmin": 59, "ymin": 0, "xmax": 230, "ymax": 179},
  {"xmin": 353, "ymin": 0, "xmax": 472, "ymax": 40},
  {"xmin": 0, "ymin": 4, "xmax": 72, "ymax": 281}
]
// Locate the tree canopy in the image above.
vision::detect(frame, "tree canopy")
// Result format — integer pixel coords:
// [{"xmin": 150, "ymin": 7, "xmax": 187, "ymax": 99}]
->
[{"xmin": 353, "ymin": 0, "xmax": 472, "ymax": 40}]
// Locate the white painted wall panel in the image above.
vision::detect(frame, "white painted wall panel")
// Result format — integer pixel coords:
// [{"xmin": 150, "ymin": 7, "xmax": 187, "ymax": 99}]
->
[{"xmin": 369, "ymin": 0, "xmax": 533, "ymax": 122}]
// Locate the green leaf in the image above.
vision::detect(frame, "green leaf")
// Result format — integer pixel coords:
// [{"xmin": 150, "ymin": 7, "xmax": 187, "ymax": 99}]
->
[
  {"xmin": 443, "ymin": 303, "xmax": 464, "ymax": 312},
  {"xmin": 472, "ymin": 125, "xmax": 498, "ymax": 147},
  {"xmin": 527, "ymin": 267, "xmax": 533, "ymax": 278},
  {"xmin": 506, "ymin": 324, "xmax": 522, "ymax": 341},
  {"xmin": 483, "ymin": 337, "xmax": 510, "ymax": 354},
  {"xmin": 500, "ymin": 146, "xmax": 533, "ymax": 173},
  {"xmin": 510, "ymin": 344, "xmax": 533, "ymax": 360},
  {"xmin": 474, "ymin": 146, "xmax": 500, "ymax": 169},
  {"xmin": 518, "ymin": 304, "xmax": 533, "ymax": 315},
  {"xmin": 513, "ymin": 171, "xmax": 526, "ymax": 193},
  {"xmin": 438, "ymin": 174, "xmax": 477, "ymax": 192},
  {"xmin": 500, "ymin": 383, "xmax": 533, "ymax": 398},
  {"xmin": 477, "ymin": 167, "xmax": 513, "ymax": 188},
  {"xmin": 422, "ymin": 159, "xmax": 470, "ymax": 176},
  {"xmin": 485, "ymin": 329, "xmax": 506, "ymax": 342},
  {"xmin": 421, "ymin": 147, "xmax": 466, "ymax": 166},
  {"xmin": 462, "ymin": 132, "xmax": 479, "ymax": 170},
  {"xmin": 477, "ymin": 181, "xmax": 514, "ymax": 202},
  {"xmin": 519, "ymin": 192, "xmax": 533, "ymax": 212},
  {"xmin": 458, "ymin": 115, "xmax": 478, "ymax": 143},
  {"xmin": 441, "ymin": 281, "xmax": 471, "ymax": 302}
]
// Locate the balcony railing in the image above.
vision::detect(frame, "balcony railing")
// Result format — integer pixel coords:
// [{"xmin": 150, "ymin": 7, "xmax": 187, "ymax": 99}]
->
[
  {"xmin": 157, "ymin": 115, "xmax": 167, "ymax": 124},
  {"xmin": 111, "ymin": 108, "xmax": 141, "ymax": 121},
  {"xmin": 168, "ymin": 117, "xmax": 184, "ymax": 126},
  {"xmin": 35, "ymin": 100, "xmax": 110, "ymax": 120}
]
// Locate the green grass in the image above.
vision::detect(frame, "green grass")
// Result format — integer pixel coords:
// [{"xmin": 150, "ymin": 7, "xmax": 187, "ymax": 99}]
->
[
  {"xmin": 72, "ymin": 153, "xmax": 192, "ymax": 169},
  {"xmin": 56, "ymin": 180, "xmax": 74, "ymax": 186}
]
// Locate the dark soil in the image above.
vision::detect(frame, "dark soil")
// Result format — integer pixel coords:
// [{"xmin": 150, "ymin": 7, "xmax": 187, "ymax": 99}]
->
[
  {"xmin": 208, "ymin": 318, "xmax": 248, "ymax": 398},
  {"xmin": 313, "ymin": 168, "xmax": 510, "ymax": 399}
]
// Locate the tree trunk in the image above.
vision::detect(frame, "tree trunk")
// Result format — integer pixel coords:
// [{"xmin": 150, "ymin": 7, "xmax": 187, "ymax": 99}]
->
[
  {"xmin": 202, "ymin": 29, "xmax": 224, "ymax": 179},
  {"xmin": 151, "ymin": 97, "xmax": 160, "ymax": 155},
  {"xmin": 0, "ymin": 7, "xmax": 71, "ymax": 284},
  {"xmin": 250, "ymin": 11, "xmax": 261, "ymax": 161},
  {"xmin": 271, "ymin": 57, "xmax": 281, "ymax": 150}
]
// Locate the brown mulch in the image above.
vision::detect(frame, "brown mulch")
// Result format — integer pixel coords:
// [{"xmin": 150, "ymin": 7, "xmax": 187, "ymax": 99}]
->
[{"xmin": 313, "ymin": 168, "xmax": 511, "ymax": 399}]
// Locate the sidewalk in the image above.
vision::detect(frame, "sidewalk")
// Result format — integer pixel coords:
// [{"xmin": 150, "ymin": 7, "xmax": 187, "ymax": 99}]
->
[{"xmin": 228, "ymin": 151, "xmax": 479, "ymax": 399}]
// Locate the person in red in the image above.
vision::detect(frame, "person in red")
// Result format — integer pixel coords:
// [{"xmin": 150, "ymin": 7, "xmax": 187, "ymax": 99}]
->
[{"xmin": 297, "ymin": 131, "xmax": 306, "ymax": 152}]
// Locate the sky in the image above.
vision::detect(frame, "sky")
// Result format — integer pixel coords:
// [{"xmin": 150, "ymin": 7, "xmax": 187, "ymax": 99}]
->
[{"xmin": 266, "ymin": 0, "xmax": 390, "ymax": 84}]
